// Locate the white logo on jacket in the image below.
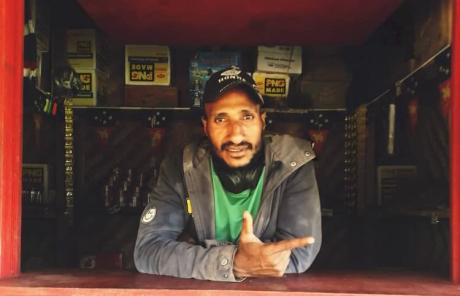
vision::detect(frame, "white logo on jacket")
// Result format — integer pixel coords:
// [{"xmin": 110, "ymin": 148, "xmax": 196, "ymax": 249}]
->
[{"xmin": 142, "ymin": 207, "xmax": 156, "ymax": 224}]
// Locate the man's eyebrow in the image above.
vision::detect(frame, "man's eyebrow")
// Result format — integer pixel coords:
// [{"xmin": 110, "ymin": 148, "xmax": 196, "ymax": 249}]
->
[
  {"xmin": 211, "ymin": 108, "xmax": 258, "ymax": 117},
  {"xmin": 213, "ymin": 112, "xmax": 229, "ymax": 117},
  {"xmin": 240, "ymin": 109, "xmax": 257, "ymax": 114}
]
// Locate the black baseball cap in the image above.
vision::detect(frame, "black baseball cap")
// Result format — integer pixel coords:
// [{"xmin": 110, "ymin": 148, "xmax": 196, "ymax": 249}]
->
[{"xmin": 202, "ymin": 66, "xmax": 264, "ymax": 106}]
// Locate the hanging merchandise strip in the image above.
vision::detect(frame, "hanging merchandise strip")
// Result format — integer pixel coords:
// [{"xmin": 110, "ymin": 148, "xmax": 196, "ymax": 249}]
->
[
  {"xmin": 344, "ymin": 112, "xmax": 358, "ymax": 210},
  {"xmin": 343, "ymin": 105, "xmax": 369, "ymax": 213},
  {"xmin": 355, "ymin": 106, "xmax": 369, "ymax": 213},
  {"xmin": 64, "ymin": 98, "xmax": 74, "ymax": 225},
  {"xmin": 366, "ymin": 44, "xmax": 451, "ymax": 108}
]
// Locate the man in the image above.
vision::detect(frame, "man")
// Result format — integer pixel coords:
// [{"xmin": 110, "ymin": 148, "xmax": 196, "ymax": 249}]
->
[{"xmin": 134, "ymin": 66, "xmax": 321, "ymax": 281}]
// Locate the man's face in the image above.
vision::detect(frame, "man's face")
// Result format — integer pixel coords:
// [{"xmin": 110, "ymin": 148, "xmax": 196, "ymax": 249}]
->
[{"xmin": 202, "ymin": 89, "xmax": 266, "ymax": 168}]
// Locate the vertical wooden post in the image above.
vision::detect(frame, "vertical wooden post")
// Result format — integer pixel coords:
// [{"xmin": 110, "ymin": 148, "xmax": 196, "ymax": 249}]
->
[
  {"xmin": 0, "ymin": 0, "xmax": 24, "ymax": 278},
  {"xmin": 452, "ymin": 0, "xmax": 460, "ymax": 284}
]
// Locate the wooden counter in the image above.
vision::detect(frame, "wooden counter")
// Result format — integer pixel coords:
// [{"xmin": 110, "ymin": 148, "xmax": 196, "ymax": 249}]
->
[{"xmin": 0, "ymin": 269, "xmax": 459, "ymax": 295}]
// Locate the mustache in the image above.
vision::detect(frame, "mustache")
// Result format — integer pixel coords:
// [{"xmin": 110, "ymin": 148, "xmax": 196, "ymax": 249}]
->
[{"xmin": 221, "ymin": 141, "xmax": 253, "ymax": 151}]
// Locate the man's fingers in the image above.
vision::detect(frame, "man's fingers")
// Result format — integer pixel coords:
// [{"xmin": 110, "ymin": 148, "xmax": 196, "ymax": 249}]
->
[
  {"xmin": 266, "ymin": 237, "xmax": 315, "ymax": 254},
  {"xmin": 272, "ymin": 249, "xmax": 291, "ymax": 266},
  {"xmin": 240, "ymin": 211, "xmax": 254, "ymax": 236}
]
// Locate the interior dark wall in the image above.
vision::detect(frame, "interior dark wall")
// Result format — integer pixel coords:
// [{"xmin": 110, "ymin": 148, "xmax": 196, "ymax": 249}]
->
[
  {"xmin": 346, "ymin": 0, "xmax": 451, "ymax": 109},
  {"xmin": 21, "ymin": 0, "xmax": 451, "ymax": 273}
]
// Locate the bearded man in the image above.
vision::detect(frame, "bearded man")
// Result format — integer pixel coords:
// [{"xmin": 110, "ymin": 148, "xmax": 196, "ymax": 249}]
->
[{"xmin": 134, "ymin": 66, "xmax": 321, "ymax": 281}]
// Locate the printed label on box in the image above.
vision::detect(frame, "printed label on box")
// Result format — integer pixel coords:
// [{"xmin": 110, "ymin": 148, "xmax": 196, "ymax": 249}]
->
[
  {"xmin": 129, "ymin": 59, "xmax": 154, "ymax": 82},
  {"xmin": 253, "ymin": 72, "xmax": 290, "ymax": 97},
  {"xmin": 71, "ymin": 69, "xmax": 108, "ymax": 106},
  {"xmin": 66, "ymin": 29, "xmax": 103, "ymax": 70},
  {"xmin": 257, "ymin": 46, "xmax": 302, "ymax": 74},
  {"xmin": 76, "ymin": 72, "xmax": 93, "ymax": 98},
  {"xmin": 265, "ymin": 78, "xmax": 287, "ymax": 95},
  {"xmin": 125, "ymin": 45, "xmax": 170, "ymax": 86}
]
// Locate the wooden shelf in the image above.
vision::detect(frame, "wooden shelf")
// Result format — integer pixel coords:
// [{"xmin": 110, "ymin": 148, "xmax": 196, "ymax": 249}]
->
[
  {"xmin": 383, "ymin": 207, "xmax": 450, "ymax": 220},
  {"xmin": 72, "ymin": 106, "xmax": 347, "ymax": 113},
  {"xmin": 73, "ymin": 106, "xmax": 193, "ymax": 111},
  {"xmin": 22, "ymin": 205, "xmax": 57, "ymax": 220},
  {"xmin": 263, "ymin": 107, "xmax": 347, "ymax": 114}
]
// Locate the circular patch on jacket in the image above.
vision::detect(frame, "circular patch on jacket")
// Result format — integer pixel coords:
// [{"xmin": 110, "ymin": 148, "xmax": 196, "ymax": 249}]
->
[{"xmin": 141, "ymin": 207, "xmax": 156, "ymax": 224}]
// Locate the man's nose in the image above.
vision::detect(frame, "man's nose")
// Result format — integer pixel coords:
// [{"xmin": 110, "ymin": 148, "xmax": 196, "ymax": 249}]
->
[{"xmin": 228, "ymin": 120, "xmax": 245, "ymax": 144}]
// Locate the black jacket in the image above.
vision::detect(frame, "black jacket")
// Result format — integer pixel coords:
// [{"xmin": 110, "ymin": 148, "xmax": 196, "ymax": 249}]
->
[{"xmin": 134, "ymin": 134, "xmax": 322, "ymax": 281}]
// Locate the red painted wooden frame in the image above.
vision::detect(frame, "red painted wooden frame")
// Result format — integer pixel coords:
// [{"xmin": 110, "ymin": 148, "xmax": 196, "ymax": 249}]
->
[
  {"xmin": 0, "ymin": 0, "xmax": 460, "ymax": 285},
  {"xmin": 452, "ymin": 0, "xmax": 460, "ymax": 284},
  {"xmin": 0, "ymin": 0, "xmax": 24, "ymax": 278}
]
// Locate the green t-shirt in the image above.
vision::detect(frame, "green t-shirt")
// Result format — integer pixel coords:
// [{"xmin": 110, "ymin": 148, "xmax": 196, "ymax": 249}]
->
[{"xmin": 210, "ymin": 160, "xmax": 265, "ymax": 242}]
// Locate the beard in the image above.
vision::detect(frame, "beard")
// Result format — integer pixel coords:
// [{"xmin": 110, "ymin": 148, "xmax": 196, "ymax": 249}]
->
[{"xmin": 211, "ymin": 142, "xmax": 265, "ymax": 193}]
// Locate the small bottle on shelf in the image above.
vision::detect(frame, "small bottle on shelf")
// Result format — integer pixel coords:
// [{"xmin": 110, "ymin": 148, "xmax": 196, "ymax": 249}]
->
[
  {"xmin": 131, "ymin": 186, "xmax": 140, "ymax": 208},
  {"xmin": 119, "ymin": 187, "xmax": 126, "ymax": 207},
  {"xmin": 104, "ymin": 185, "xmax": 111, "ymax": 208}
]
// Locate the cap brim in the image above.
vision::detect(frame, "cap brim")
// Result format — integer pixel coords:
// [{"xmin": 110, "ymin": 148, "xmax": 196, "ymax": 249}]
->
[{"xmin": 215, "ymin": 81, "xmax": 264, "ymax": 105}]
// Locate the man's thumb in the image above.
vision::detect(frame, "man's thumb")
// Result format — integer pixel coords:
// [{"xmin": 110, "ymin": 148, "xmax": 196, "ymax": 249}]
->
[{"xmin": 240, "ymin": 211, "xmax": 254, "ymax": 236}]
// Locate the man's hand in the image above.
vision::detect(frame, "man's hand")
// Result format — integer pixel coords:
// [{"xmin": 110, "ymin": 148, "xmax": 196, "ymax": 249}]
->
[{"xmin": 233, "ymin": 211, "xmax": 315, "ymax": 278}]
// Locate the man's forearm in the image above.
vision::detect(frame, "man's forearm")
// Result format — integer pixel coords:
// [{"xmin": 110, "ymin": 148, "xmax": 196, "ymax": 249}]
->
[{"xmin": 134, "ymin": 236, "xmax": 239, "ymax": 281}]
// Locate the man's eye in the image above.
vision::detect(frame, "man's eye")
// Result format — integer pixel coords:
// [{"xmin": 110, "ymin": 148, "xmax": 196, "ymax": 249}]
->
[
  {"xmin": 243, "ymin": 114, "xmax": 254, "ymax": 120},
  {"xmin": 215, "ymin": 118, "xmax": 226, "ymax": 124}
]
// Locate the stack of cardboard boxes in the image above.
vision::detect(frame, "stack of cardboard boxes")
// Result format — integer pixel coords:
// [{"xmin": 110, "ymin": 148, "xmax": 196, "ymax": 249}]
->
[
  {"xmin": 66, "ymin": 29, "xmax": 110, "ymax": 106},
  {"xmin": 253, "ymin": 46, "xmax": 301, "ymax": 107},
  {"xmin": 124, "ymin": 45, "xmax": 178, "ymax": 107},
  {"xmin": 64, "ymin": 38, "xmax": 351, "ymax": 109}
]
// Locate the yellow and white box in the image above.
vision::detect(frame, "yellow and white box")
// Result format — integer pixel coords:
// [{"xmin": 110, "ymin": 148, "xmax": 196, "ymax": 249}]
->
[
  {"xmin": 253, "ymin": 72, "xmax": 290, "ymax": 97},
  {"xmin": 125, "ymin": 45, "xmax": 171, "ymax": 86},
  {"xmin": 71, "ymin": 69, "xmax": 108, "ymax": 106},
  {"xmin": 66, "ymin": 29, "xmax": 108, "ymax": 72},
  {"xmin": 257, "ymin": 46, "xmax": 302, "ymax": 74}
]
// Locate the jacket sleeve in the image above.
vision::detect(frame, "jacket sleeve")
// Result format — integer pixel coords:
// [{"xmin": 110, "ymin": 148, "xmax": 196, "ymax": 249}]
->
[
  {"xmin": 133, "ymin": 155, "xmax": 239, "ymax": 281},
  {"xmin": 276, "ymin": 161, "xmax": 322, "ymax": 273}
]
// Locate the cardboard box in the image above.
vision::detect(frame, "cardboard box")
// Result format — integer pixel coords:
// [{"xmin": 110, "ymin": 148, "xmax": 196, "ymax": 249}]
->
[
  {"xmin": 413, "ymin": 0, "xmax": 452, "ymax": 63},
  {"xmin": 71, "ymin": 69, "xmax": 109, "ymax": 106},
  {"xmin": 189, "ymin": 51, "xmax": 241, "ymax": 106},
  {"xmin": 124, "ymin": 85, "xmax": 178, "ymax": 107},
  {"xmin": 125, "ymin": 45, "xmax": 171, "ymax": 86},
  {"xmin": 66, "ymin": 29, "xmax": 109, "ymax": 72},
  {"xmin": 256, "ymin": 46, "xmax": 302, "ymax": 74},
  {"xmin": 252, "ymin": 72, "xmax": 290, "ymax": 98}
]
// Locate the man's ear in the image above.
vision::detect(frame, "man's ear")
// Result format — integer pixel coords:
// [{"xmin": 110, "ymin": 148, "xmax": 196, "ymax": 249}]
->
[
  {"xmin": 201, "ymin": 116, "xmax": 208, "ymax": 136},
  {"xmin": 261, "ymin": 112, "xmax": 267, "ymax": 130}
]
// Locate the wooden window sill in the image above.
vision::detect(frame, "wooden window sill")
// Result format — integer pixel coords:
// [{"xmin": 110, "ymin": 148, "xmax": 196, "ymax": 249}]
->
[{"xmin": 0, "ymin": 269, "xmax": 458, "ymax": 295}]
